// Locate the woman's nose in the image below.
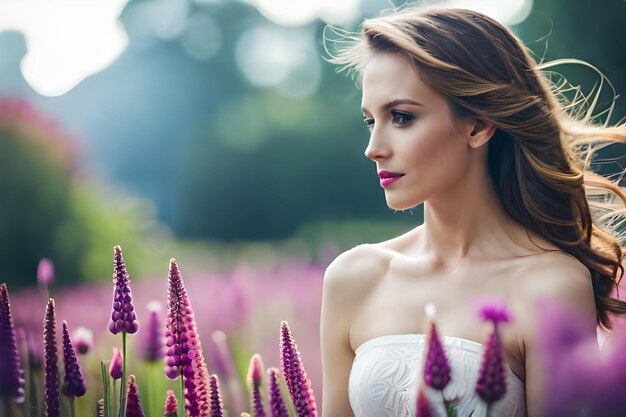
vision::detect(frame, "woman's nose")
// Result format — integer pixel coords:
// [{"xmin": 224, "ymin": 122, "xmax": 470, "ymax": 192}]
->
[{"xmin": 364, "ymin": 132, "xmax": 391, "ymax": 161}]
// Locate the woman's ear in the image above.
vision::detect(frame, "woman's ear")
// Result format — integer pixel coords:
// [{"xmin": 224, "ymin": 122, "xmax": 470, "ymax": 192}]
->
[{"xmin": 468, "ymin": 119, "xmax": 496, "ymax": 148}]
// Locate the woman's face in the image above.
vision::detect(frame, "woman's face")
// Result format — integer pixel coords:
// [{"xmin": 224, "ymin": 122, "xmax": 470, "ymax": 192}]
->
[{"xmin": 361, "ymin": 52, "xmax": 474, "ymax": 210}]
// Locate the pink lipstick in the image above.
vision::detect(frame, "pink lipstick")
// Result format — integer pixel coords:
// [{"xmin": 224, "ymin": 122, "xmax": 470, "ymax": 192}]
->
[{"xmin": 378, "ymin": 170, "xmax": 405, "ymax": 187}]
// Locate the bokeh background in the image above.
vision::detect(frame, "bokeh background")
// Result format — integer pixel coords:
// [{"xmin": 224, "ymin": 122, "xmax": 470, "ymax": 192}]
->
[{"xmin": 0, "ymin": 0, "xmax": 625, "ymax": 415}]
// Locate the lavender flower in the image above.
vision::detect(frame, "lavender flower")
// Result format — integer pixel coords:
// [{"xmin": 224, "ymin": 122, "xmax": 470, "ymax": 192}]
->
[
  {"xmin": 415, "ymin": 389, "xmax": 431, "ymax": 417},
  {"xmin": 108, "ymin": 245, "xmax": 139, "ymax": 335},
  {"xmin": 267, "ymin": 368, "xmax": 289, "ymax": 417},
  {"xmin": 164, "ymin": 389, "xmax": 178, "ymax": 417},
  {"xmin": 165, "ymin": 258, "xmax": 210, "ymax": 417},
  {"xmin": 209, "ymin": 374, "xmax": 224, "ymax": 417},
  {"xmin": 125, "ymin": 375, "xmax": 145, "ymax": 417},
  {"xmin": 0, "ymin": 283, "xmax": 25, "ymax": 402},
  {"xmin": 109, "ymin": 347, "xmax": 123, "ymax": 380},
  {"xmin": 423, "ymin": 303, "xmax": 451, "ymax": 390},
  {"xmin": 279, "ymin": 321, "xmax": 317, "ymax": 417},
  {"xmin": 44, "ymin": 298, "xmax": 60, "ymax": 417},
  {"xmin": 72, "ymin": 326, "xmax": 93, "ymax": 355},
  {"xmin": 138, "ymin": 301, "xmax": 164, "ymax": 362},
  {"xmin": 247, "ymin": 354, "xmax": 266, "ymax": 417},
  {"xmin": 37, "ymin": 258, "xmax": 55, "ymax": 285},
  {"xmin": 475, "ymin": 303, "xmax": 512, "ymax": 404},
  {"xmin": 61, "ymin": 321, "xmax": 87, "ymax": 398}
]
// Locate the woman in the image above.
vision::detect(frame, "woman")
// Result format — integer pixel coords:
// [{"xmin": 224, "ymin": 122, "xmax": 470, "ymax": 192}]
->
[{"xmin": 320, "ymin": 6, "xmax": 626, "ymax": 417}]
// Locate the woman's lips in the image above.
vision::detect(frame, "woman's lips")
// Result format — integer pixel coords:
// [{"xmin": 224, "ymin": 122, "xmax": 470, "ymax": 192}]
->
[
  {"xmin": 380, "ymin": 176, "xmax": 404, "ymax": 186},
  {"xmin": 378, "ymin": 170, "xmax": 405, "ymax": 187}
]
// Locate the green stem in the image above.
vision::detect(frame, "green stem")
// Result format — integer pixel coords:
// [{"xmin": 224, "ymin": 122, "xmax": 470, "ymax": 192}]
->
[
  {"xmin": 486, "ymin": 404, "xmax": 491, "ymax": 417},
  {"xmin": 3, "ymin": 396, "xmax": 13, "ymax": 417},
  {"xmin": 28, "ymin": 361, "xmax": 38, "ymax": 417},
  {"xmin": 69, "ymin": 397, "xmax": 75, "ymax": 417},
  {"xmin": 119, "ymin": 331, "xmax": 127, "ymax": 417},
  {"xmin": 180, "ymin": 375, "xmax": 185, "ymax": 417}
]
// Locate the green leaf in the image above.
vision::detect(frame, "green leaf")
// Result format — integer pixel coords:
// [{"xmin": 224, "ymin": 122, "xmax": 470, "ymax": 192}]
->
[{"xmin": 100, "ymin": 361, "xmax": 111, "ymax": 417}]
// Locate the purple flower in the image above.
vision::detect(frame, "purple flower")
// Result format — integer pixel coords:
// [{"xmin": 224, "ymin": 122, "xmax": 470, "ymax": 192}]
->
[
  {"xmin": 415, "ymin": 389, "xmax": 431, "ymax": 417},
  {"xmin": 72, "ymin": 326, "xmax": 93, "ymax": 355},
  {"xmin": 279, "ymin": 321, "xmax": 317, "ymax": 417},
  {"xmin": 209, "ymin": 374, "xmax": 224, "ymax": 417},
  {"xmin": 475, "ymin": 303, "xmax": 512, "ymax": 404},
  {"xmin": 61, "ymin": 321, "xmax": 87, "ymax": 398},
  {"xmin": 44, "ymin": 298, "xmax": 60, "ymax": 417},
  {"xmin": 108, "ymin": 245, "xmax": 139, "ymax": 335},
  {"xmin": 0, "ymin": 283, "xmax": 25, "ymax": 402},
  {"xmin": 164, "ymin": 389, "xmax": 178, "ymax": 417},
  {"xmin": 247, "ymin": 354, "xmax": 266, "ymax": 417},
  {"xmin": 37, "ymin": 258, "xmax": 54, "ymax": 285},
  {"xmin": 109, "ymin": 347, "xmax": 123, "ymax": 380},
  {"xmin": 138, "ymin": 301, "xmax": 164, "ymax": 362},
  {"xmin": 125, "ymin": 375, "xmax": 145, "ymax": 417},
  {"xmin": 165, "ymin": 258, "xmax": 210, "ymax": 417},
  {"xmin": 423, "ymin": 304, "xmax": 451, "ymax": 391},
  {"xmin": 267, "ymin": 368, "xmax": 289, "ymax": 417}
]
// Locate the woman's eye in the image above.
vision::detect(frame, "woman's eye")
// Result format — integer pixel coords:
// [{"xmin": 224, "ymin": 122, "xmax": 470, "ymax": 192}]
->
[
  {"xmin": 391, "ymin": 110, "xmax": 414, "ymax": 126},
  {"xmin": 363, "ymin": 117, "xmax": 375, "ymax": 130}
]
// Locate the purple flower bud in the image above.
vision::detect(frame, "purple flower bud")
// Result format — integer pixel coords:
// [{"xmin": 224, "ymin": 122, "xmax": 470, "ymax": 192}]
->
[
  {"xmin": 109, "ymin": 347, "xmax": 123, "ymax": 380},
  {"xmin": 138, "ymin": 301, "xmax": 164, "ymax": 362},
  {"xmin": 164, "ymin": 389, "xmax": 178, "ymax": 417},
  {"xmin": 109, "ymin": 246, "xmax": 139, "ymax": 335},
  {"xmin": 475, "ymin": 304, "xmax": 512, "ymax": 404},
  {"xmin": 423, "ymin": 304, "xmax": 451, "ymax": 391},
  {"xmin": 44, "ymin": 298, "xmax": 60, "ymax": 417},
  {"xmin": 125, "ymin": 375, "xmax": 145, "ymax": 417},
  {"xmin": 37, "ymin": 258, "xmax": 54, "ymax": 285},
  {"xmin": 247, "ymin": 354, "xmax": 266, "ymax": 417},
  {"xmin": 279, "ymin": 321, "xmax": 317, "ymax": 417},
  {"xmin": 72, "ymin": 326, "xmax": 93, "ymax": 355},
  {"xmin": 61, "ymin": 321, "xmax": 87, "ymax": 398},
  {"xmin": 0, "ymin": 283, "xmax": 25, "ymax": 402},
  {"xmin": 267, "ymin": 368, "xmax": 289, "ymax": 417},
  {"xmin": 415, "ymin": 389, "xmax": 432, "ymax": 417},
  {"xmin": 209, "ymin": 374, "xmax": 224, "ymax": 417}
]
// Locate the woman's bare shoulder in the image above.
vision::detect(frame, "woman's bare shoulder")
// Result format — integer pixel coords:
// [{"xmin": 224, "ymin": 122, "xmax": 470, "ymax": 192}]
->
[{"xmin": 324, "ymin": 243, "xmax": 392, "ymax": 288}]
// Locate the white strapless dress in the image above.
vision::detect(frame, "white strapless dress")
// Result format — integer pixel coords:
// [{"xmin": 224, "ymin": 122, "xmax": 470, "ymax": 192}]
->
[{"xmin": 348, "ymin": 334, "xmax": 526, "ymax": 417}]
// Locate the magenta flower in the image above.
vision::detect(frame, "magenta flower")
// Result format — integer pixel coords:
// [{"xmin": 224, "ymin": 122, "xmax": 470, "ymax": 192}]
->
[
  {"xmin": 475, "ymin": 303, "xmax": 512, "ymax": 404},
  {"xmin": 164, "ymin": 389, "xmax": 178, "ymax": 417},
  {"xmin": 109, "ymin": 347, "xmax": 123, "ymax": 380},
  {"xmin": 125, "ymin": 375, "xmax": 145, "ymax": 417},
  {"xmin": 61, "ymin": 321, "xmax": 87, "ymax": 398},
  {"xmin": 247, "ymin": 354, "xmax": 266, "ymax": 417},
  {"xmin": 164, "ymin": 258, "xmax": 210, "ymax": 417},
  {"xmin": 423, "ymin": 304, "xmax": 451, "ymax": 390},
  {"xmin": 44, "ymin": 298, "xmax": 60, "ymax": 417},
  {"xmin": 108, "ymin": 245, "xmax": 139, "ymax": 335},
  {"xmin": 0, "ymin": 283, "xmax": 25, "ymax": 402},
  {"xmin": 138, "ymin": 301, "xmax": 164, "ymax": 362},
  {"xmin": 415, "ymin": 389, "xmax": 431, "ymax": 417},
  {"xmin": 37, "ymin": 258, "xmax": 55, "ymax": 285},
  {"xmin": 72, "ymin": 326, "xmax": 93, "ymax": 355},
  {"xmin": 209, "ymin": 374, "xmax": 224, "ymax": 417},
  {"xmin": 279, "ymin": 321, "xmax": 317, "ymax": 417},
  {"xmin": 267, "ymin": 368, "xmax": 289, "ymax": 417}
]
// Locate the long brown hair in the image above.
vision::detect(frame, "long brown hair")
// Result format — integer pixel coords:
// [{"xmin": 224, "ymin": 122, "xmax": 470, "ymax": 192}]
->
[{"xmin": 325, "ymin": 6, "xmax": 626, "ymax": 330}]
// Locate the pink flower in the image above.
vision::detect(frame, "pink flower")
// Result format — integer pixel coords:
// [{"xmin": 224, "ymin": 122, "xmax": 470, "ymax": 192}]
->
[
  {"xmin": 164, "ymin": 389, "xmax": 178, "ymax": 417},
  {"xmin": 72, "ymin": 326, "xmax": 93, "ymax": 355},
  {"xmin": 37, "ymin": 258, "xmax": 54, "ymax": 285},
  {"xmin": 423, "ymin": 304, "xmax": 451, "ymax": 390},
  {"xmin": 415, "ymin": 389, "xmax": 432, "ymax": 417},
  {"xmin": 247, "ymin": 354, "xmax": 266, "ymax": 417},
  {"xmin": 125, "ymin": 375, "xmax": 145, "ymax": 417},
  {"xmin": 109, "ymin": 347, "xmax": 123, "ymax": 380}
]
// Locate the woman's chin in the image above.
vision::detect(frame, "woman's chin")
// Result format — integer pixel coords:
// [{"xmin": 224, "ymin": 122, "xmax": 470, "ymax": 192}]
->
[{"xmin": 385, "ymin": 198, "xmax": 421, "ymax": 211}]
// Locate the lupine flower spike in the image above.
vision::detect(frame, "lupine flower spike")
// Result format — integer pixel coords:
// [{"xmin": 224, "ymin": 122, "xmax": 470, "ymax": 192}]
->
[
  {"xmin": 247, "ymin": 354, "xmax": 267, "ymax": 417},
  {"xmin": 164, "ymin": 389, "xmax": 178, "ymax": 417},
  {"xmin": 72, "ymin": 326, "xmax": 93, "ymax": 355},
  {"xmin": 44, "ymin": 298, "xmax": 60, "ymax": 417},
  {"xmin": 423, "ymin": 303, "xmax": 451, "ymax": 390},
  {"xmin": 96, "ymin": 399, "xmax": 105, "ymax": 417},
  {"xmin": 109, "ymin": 246, "xmax": 139, "ymax": 335},
  {"xmin": 0, "ymin": 283, "xmax": 25, "ymax": 403},
  {"xmin": 279, "ymin": 321, "xmax": 317, "ymax": 417},
  {"xmin": 61, "ymin": 321, "xmax": 88, "ymax": 401},
  {"xmin": 267, "ymin": 368, "xmax": 289, "ymax": 417},
  {"xmin": 165, "ymin": 258, "xmax": 210, "ymax": 417},
  {"xmin": 415, "ymin": 389, "xmax": 432, "ymax": 417},
  {"xmin": 125, "ymin": 375, "xmax": 145, "ymax": 417},
  {"xmin": 109, "ymin": 347, "xmax": 123, "ymax": 380},
  {"xmin": 209, "ymin": 374, "xmax": 224, "ymax": 417},
  {"xmin": 475, "ymin": 303, "xmax": 512, "ymax": 409},
  {"xmin": 140, "ymin": 301, "xmax": 164, "ymax": 362}
]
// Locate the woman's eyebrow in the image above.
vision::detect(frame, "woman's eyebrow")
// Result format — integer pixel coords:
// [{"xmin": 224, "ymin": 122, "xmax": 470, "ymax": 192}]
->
[{"xmin": 361, "ymin": 98, "xmax": 424, "ymax": 113}]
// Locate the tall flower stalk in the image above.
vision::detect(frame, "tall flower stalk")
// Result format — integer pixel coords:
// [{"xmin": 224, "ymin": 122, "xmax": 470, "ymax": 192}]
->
[
  {"xmin": 61, "ymin": 321, "xmax": 87, "ymax": 416},
  {"xmin": 125, "ymin": 375, "xmax": 145, "ymax": 417},
  {"xmin": 0, "ymin": 283, "xmax": 25, "ymax": 410},
  {"xmin": 165, "ymin": 258, "xmax": 210, "ymax": 417},
  {"xmin": 279, "ymin": 321, "xmax": 317, "ymax": 417},
  {"xmin": 164, "ymin": 389, "xmax": 178, "ymax": 417},
  {"xmin": 108, "ymin": 246, "xmax": 139, "ymax": 417},
  {"xmin": 422, "ymin": 303, "xmax": 453, "ymax": 416},
  {"xmin": 209, "ymin": 375, "xmax": 223, "ymax": 417},
  {"xmin": 247, "ymin": 354, "xmax": 266, "ymax": 417},
  {"xmin": 267, "ymin": 368, "xmax": 289, "ymax": 417},
  {"xmin": 44, "ymin": 298, "xmax": 60, "ymax": 417}
]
